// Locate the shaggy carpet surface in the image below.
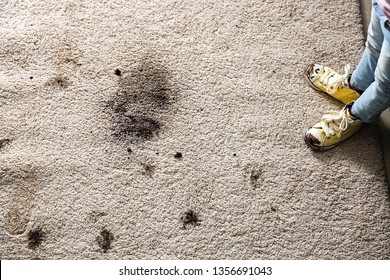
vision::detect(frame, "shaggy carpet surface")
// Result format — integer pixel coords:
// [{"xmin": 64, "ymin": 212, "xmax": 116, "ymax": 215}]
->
[{"xmin": 1, "ymin": 0, "xmax": 389, "ymax": 259}]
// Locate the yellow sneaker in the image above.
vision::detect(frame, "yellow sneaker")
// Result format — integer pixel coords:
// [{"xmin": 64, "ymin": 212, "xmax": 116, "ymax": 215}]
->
[
  {"xmin": 305, "ymin": 64, "xmax": 361, "ymax": 104},
  {"xmin": 304, "ymin": 102, "xmax": 363, "ymax": 151}
]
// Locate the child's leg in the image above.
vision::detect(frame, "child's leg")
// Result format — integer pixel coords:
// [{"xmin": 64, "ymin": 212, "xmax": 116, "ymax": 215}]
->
[
  {"xmin": 350, "ymin": 6, "xmax": 384, "ymax": 92},
  {"xmin": 352, "ymin": 38, "xmax": 390, "ymax": 122}
]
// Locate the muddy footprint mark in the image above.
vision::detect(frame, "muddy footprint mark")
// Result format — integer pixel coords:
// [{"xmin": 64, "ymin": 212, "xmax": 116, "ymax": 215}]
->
[
  {"xmin": 246, "ymin": 164, "xmax": 264, "ymax": 189},
  {"xmin": 96, "ymin": 229, "xmax": 114, "ymax": 253},
  {"xmin": 1, "ymin": 167, "xmax": 40, "ymax": 235},
  {"xmin": 105, "ymin": 56, "xmax": 178, "ymax": 144},
  {"xmin": 27, "ymin": 228, "xmax": 46, "ymax": 250},
  {"xmin": 181, "ymin": 210, "xmax": 200, "ymax": 229}
]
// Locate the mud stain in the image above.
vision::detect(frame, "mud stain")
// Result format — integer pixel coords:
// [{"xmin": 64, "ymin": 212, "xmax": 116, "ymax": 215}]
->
[
  {"xmin": 27, "ymin": 228, "xmax": 46, "ymax": 250},
  {"xmin": 246, "ymin": 164, "xmax": 264, "ymax": 189},
  {"xmin": 181, "ymin": 210, "xmax": 200, "ymax": 229},
  {"xmin": 1, "ymin": 167, "xmax": 40, "ymax": 235},
  {"xmin": 141, "ymin": 162, "xmax": 156, "ymax": 177},
  {"xmin": 55, "ymin": 39, "xmax": 83, "ymax": 68},
  {"xmin": 45, "ymin": 75, "xmax": 71, "ymax": 89},
  {"xmin": 89, "ymin": 211, "xmax": 108, "ymax": 223},
  {"xmin": 105, "ymin": 56, "xmax": 178, "ymax": 144},
  {"xmin": 96, "ymin": 229, "xmax": 114, "ymax": 253}
]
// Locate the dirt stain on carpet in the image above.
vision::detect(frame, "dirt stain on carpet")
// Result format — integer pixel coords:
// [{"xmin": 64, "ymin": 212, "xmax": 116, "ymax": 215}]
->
[
  {"xmin": 96, "ymin": 229, "xmax": 114, "ymax": 253},
  {"xmin": 105, "ymin": 55, "xmax": 178, "ymax": 144},
  {"xmin": 181, "ymin": 210, "xmax": 200, "ymax": 229},
  {"xmin": 27, "ymin": 228, "xmax": 46, "ymax": 250},
  {"xmin": 245, "ymin": 164, "xmax": 264, "ymax": 189},
  {"xmin": 2, "ymin": 167, "xmax": 40, "ymax": 235}
]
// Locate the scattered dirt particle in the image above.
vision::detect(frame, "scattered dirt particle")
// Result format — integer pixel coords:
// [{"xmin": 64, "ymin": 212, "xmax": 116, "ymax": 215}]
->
[
  {"xmin": 271, "ymin": 206, "xmax": 276, "ymax": 212},
  {"xmin": 246, "ymin": 164, "xmax": 264, "ymax": 189},
  {"xmin": 29, "ymin": 76, "xmax": 33, "ymax": 79},
  {"xmin": 27, "ymin": 228, "xmax": 46, "ymax": 250},
  {"xmin": 89, "ymin": 211, "xmax": 108, "ymax": 223},
  {"xmin": 0, "ymin": 139, "xmax": 11, "ymax": 150},
  {"xmin": 114, "ymin": 69, "xmax": 122, "ymax": 76},
  {"xmin": 233, "ymin": 153, "xmax": 237, "ymax": 156},
  {"xmin": 96, "ymin": 229, "xmax": 114, "ymax": 253},
  {"xmin": 181, "ymin": 210, "xmax": 200, "ymax": 229},
  {"xmin": 251, "ymin": 172, "xmax": 260, "ymax": 181},
  {"xmin": 45, "ymin": 75, "xmax": 71, "ymax": 89},
  {"xmin": 63, "ymin": 57, "xmax": 80, "ymax": 66},
  {"xmin": 127, "ymin": 147, "xmax": 132, "ymax": 153},
  {"xmin": 174, "ymin": 152, "xmax": 182, "ymax": 158}
]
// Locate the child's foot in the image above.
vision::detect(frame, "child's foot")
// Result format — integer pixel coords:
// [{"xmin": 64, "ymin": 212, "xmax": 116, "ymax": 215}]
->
[
  {"xmin": 305, "ymin": 64, "xmax": 361, "ymax": 104},
  {"xmin": 304, "ymin": 102, "xmax": 363, "ymax": 151}
]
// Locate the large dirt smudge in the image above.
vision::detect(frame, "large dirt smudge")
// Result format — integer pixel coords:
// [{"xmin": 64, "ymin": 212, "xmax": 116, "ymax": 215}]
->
[{"xmin": 105, "ymin": 56, "xmax": 178, "ymax": 144}]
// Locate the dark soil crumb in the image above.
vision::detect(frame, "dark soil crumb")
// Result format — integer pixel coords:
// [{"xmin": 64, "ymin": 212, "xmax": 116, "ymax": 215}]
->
[
  {"xmin": 29, "ymin": 76, "xmax": 33, "ymax": 79},
  {"xmin": 0, "ymin": 139, "xmax": 11, "ymax": 149},
  {"xmin": 174, "ymin": 152, "xmax": 182, "ymax": 158},
  {"xmin": 27, "ymin": 228, "xmax": 46, "ymax": 250},
  {"xmin": 127, "ymin": 147, "xmax": 132, "ymax": 153},
  {"xmin": 115, "ymin": 69, "xmax": 122, "ymax": 76},
  {"xmin": 96, "ymin": 229, "xmax": 114, "ymax": 253},
  {"xmin": 181, "ymin": 210, "xmax": 200, "ymax": 229},
  {"xmin": 233, "ymin": 153, "xmax": 237, "ymax": 156},
  {"xmin": 251, "ymin": 172, "xmax": 260, "ymax": 181}
]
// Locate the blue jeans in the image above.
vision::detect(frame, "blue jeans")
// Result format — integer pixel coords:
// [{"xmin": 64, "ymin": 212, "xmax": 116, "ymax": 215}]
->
[{"xmin": 350, "ymin": 1, "xmax": 390, "ymax": 122}]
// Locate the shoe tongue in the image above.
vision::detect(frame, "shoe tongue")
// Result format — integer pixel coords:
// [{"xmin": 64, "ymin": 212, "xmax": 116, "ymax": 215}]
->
[
  {"xmin": 328, "ymin": 73, "xmax": 344, "ymax": 86},
  {"xmin": 345, "ymin": 106, "xmax": 357, "ymax": 120}
]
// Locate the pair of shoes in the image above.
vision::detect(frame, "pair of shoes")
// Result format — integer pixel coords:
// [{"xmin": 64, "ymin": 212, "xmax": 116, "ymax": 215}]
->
[{"xmin": 304, "ymin": 64, "xmax": 363, "ymax": 150}]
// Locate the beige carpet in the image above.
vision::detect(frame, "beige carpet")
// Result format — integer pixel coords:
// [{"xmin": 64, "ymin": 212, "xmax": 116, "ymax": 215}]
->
[{"xmin": 1, "ymin": 0, "xmax": 390, "ymax": 259}]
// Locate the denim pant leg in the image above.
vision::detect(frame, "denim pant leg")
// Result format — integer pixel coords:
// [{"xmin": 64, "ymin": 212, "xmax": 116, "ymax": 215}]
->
[
  {"xmin": 352, "ymin": 38, "xmax": 390, "ymax": 122},
  {"xmin": 350, "ymin": 6, "xmax": 383, "ymax": 91},
  {"xmin": 350, "ymin": 2, "xmax": 390, "ymax": 122}
]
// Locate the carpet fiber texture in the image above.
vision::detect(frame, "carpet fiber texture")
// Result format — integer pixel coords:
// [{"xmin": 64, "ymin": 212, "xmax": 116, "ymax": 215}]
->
[{"xmin": 1, "ymin": 0, "xmax": 390, "ymax": 259}]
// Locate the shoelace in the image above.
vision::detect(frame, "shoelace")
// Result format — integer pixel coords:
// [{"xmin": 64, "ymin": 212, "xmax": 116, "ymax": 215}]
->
[
  {"xmin": 320, "ymin": 109, "xmax": 349, "ymax": 139},
  {"xmin": 319, "ymin": 64, "xmax": 351, "ymax": 94}
]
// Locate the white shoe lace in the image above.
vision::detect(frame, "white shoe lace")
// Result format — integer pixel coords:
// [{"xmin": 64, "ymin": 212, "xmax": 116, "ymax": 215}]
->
[
  {"xmin": 320, "ymin": 109, "xmax": 349, "ymax": 139},
  {"xmin": 319, "ymin": 64, "xmax": 351, "ymax": 94}
]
